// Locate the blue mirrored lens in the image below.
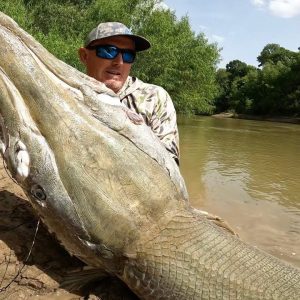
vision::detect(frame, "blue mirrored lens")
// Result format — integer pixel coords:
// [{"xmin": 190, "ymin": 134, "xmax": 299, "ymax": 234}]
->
[
  {"xmin": 98, "ymin": 46, "xmax": 118, "ymax": 59},
  {"xmin": 94, "ymin": 45, "xmax": 135, "ymax": 63},
  {"xmin": 122, "ymin": 52, "xmax": 135, "ymax": 63}
]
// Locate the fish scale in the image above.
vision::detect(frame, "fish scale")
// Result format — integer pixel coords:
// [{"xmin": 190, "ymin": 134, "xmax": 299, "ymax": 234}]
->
[{"xmin": 123, "ymin": 211, "xmax": 300, "ymax": 299}]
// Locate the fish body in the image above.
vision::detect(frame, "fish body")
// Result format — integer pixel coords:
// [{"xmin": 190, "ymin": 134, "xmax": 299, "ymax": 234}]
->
[{"xmin": 0, "ymin": 12, "xmax": 299, "ymax": 299}]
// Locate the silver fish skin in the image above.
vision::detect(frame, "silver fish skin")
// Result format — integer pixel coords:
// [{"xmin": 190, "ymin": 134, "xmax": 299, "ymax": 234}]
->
[
  {"xmin": 0, "ymin": 12, "xmax": 300, "ymax": 300},
  {"xmin": 0, "ymin": 11, "xmax": 187, "ymax": 269}
]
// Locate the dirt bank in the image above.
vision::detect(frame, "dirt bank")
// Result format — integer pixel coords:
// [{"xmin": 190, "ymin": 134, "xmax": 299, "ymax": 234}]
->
[
  {"xmin": 0, "ymin": 161, "xmax": 88, "ymax": 299},
  {"xmin": 0, "ymin": 159, "xmax": 141, "ymax": 300}
]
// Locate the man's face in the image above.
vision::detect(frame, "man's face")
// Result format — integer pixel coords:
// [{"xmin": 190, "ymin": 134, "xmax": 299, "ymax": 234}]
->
[{"xmin": 79, "ymin": 36, "xmax": 135, "ymax": 93}]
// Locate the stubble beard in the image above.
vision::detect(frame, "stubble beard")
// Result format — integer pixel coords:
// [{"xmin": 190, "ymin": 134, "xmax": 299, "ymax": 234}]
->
[{"xmin": 104, "ymin": 79, "xmax": 123, "ymax": 94}]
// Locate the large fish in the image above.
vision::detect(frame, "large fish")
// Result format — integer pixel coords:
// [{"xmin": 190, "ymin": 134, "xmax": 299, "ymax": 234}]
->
[{"xmin": 0, "ymin": 12, "xmax": 299, "ymax": 299}]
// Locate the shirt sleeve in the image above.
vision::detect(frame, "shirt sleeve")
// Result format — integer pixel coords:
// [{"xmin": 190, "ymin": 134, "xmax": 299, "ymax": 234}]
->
[{"xmin": 149, "ymin": 87, "xmax": 180, "ymax": 165}]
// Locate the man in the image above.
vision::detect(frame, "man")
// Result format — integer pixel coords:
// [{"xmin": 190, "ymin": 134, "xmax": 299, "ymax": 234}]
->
[
  {"xmin": 78, "ymin": 22, "xmax": 237, "ymax": 237},
  {"xmin": 78, "ymin": 22, "xmax": 180, "ymax": 165}
]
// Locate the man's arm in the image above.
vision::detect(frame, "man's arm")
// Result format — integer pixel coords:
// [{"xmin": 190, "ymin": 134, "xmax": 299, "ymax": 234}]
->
[{"xmin": 149, "ymin": 88, "xmax": 180, "ymax": 165}]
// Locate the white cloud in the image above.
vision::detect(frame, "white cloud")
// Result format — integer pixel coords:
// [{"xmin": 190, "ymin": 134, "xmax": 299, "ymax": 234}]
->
[
  {"xmin": 210, "ymin": 34, "xmax": 225, "ymax": 44},
  {"xmin": 197, "ymin": 25, "xmax": 225, "ymax": 45},
  {"xmin": 269, "ymin": 0, "xmax": 300, "ymax": 18},
  {"xmin": 199, "ymin": 25, "xmax": 209, "ymax": 31},
  {"xmin": 251, "ymin": 0, "xmax": 266, "ymax": 8},
  {"xmin": 251, "ymin": 0, "xmax": 300, "ymax": 18}
]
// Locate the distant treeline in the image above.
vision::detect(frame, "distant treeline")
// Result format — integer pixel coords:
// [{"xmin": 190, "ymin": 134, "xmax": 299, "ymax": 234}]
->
[
  {"xmin": 216, "ymin": 44, "xmax": 300, "ymax": 117},
  {"xmin": 1, "ymin": 0, "xmax": 299, "ymax": 117}
]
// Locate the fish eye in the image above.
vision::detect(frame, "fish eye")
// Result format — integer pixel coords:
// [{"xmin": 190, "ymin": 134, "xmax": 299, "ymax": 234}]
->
[{"xmin": 31, "ymin": 184, "xmax": 47, "ymax": 201}]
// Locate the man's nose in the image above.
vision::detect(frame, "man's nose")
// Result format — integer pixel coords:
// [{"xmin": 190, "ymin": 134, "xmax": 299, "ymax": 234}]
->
[{"xmin": 112, "ymin": 53, "xmax": 123, "ymax": 64}]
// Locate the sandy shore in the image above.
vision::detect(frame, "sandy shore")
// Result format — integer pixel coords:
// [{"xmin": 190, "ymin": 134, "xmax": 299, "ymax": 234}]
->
[{"xmin": 0, "ymin": 161, "xmax": 106, "ymax": 299}]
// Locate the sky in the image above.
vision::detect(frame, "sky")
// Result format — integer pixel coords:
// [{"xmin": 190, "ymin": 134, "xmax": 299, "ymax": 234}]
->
[{"xmin": 163, "ymin": 0, "xmax": 300, "ymax": 68}]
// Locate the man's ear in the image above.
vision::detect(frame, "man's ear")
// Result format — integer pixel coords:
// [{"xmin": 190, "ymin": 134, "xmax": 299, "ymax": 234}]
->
[{"xmin": 78, "ymin": 47, "xmax": 88, "ymax": 64}]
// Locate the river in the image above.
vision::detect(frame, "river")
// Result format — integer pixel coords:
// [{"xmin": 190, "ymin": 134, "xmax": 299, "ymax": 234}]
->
[{"xmin": 178, "ymin": 115, "xmax": 300, "ymax": 268}]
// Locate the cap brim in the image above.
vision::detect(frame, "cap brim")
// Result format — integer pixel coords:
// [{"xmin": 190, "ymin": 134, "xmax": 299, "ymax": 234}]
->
[
  {"xmin": 129, "ymin": 34, "xmax": 151, "ymax": 52},
  {"xmin": 85, "ymin": 34, "xmax": 151, "ymax": 52},
  {"xmin": 106, "ymin": 34, "xmax": 151, "ymax": 51}
]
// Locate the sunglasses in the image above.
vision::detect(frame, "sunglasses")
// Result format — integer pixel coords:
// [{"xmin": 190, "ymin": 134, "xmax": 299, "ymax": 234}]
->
[{"xmin": 86, "ymin": 44, "xmax": 136, "ymax": 63}]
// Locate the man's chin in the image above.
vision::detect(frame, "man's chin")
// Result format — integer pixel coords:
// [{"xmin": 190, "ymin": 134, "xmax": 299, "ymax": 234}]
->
[{"xmin": 104, "ymin": 80, "xmax": 123, "ymax": 93}]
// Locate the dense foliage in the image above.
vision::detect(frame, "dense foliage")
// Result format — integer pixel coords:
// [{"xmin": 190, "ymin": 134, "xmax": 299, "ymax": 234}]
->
[
  {"xmin": 0, "ymin": 0, "xmax": 220, "ymax": 115},
  {"xmin": 1, "ymin": 1, "xmax": 299, "ymax": 117},
  {"xmin": 216, "ymin": 45, "xmax": 300, "ymax": 116}
]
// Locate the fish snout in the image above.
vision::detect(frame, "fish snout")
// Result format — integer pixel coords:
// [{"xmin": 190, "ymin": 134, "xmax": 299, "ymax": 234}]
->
[
  {"xmin": 2, "ymin": 136, "xmax": 30, "ymax": 182},
  {"xmin": 14, "ymin": 140, "xmax": 30, "ymax": 179}
]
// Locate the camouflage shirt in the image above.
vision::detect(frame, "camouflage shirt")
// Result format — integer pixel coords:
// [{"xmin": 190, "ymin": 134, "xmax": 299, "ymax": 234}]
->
[{"xmin": 117, "ymin": 76, "xmax": 180, "ymax": 165}]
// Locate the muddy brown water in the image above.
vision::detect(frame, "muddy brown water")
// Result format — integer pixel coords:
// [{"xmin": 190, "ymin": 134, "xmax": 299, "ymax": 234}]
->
[{"xmin": 178, "ymin": 115, "xmax": 300, "ymax": 268}]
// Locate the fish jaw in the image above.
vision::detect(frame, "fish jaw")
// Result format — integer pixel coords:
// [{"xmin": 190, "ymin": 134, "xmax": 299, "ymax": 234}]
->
[{"xmin": 0, "ymin": 63, "xmax": 111, "ymax": 269}]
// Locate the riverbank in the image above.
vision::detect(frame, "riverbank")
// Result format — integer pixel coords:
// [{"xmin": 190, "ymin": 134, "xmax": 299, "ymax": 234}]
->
[
  {"xmin": 212, "ymin": 112, "xmax": 300, "ymax": 124},
  {"xmin": 0, "ymin": 162, "xmax": 108, "ymax": 299}
]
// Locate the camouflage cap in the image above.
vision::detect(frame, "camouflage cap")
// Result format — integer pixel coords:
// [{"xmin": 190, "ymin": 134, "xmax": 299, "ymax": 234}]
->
[{"xmin": 85, "ymin": 22, "xmax": 151, "ymax": 52}]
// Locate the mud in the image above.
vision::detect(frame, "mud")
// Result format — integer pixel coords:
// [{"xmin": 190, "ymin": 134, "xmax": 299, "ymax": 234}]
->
[
  {"xmin": 0, "ymin": 159, "xmax": 91, "ymax": 299},
  {"xmin": 0, "ymin": 157, "xmax": 142, "ymax": 300}
]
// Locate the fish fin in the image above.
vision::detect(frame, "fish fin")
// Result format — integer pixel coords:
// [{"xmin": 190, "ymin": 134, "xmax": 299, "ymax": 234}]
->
[
  {"xmin": 88, "ymin": 277, "xmax": 140, "ymax": 300},
  {"xmin": 60, "ymin": 266, "xmax": 108, "ymax": 291},
  {"xmin": 192, "ymin": 208, "xmax": 238, "ymax": 236},
  {"xmin": 60, "ymin": 267, "xmax": 139, "ymax": 299}
]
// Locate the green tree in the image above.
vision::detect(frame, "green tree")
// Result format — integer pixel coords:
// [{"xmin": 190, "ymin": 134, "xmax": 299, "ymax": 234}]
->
[
  {"xmin": 0, "ymin": 0, "xmax": 28, "ymax": 28},
  {"xmin": 214, "ymin": 68, "xmax": 231, "ymax": 112},
  {"xmin": 257, "ymin": 43, "xmax": 297, "ymax": 67},
  {"xmin": 226, "ymin": 60, "xmax": 250, "ymax": 79},
  {"xmin": 1, "ymin": 0, "xmax": 220, "ymax": 115},
  {"xmin": 215, "ymin": 60, "xmax": 257, "ymax": 113},
  {"xmin": 134, "ymin": 10, "xmax": 220, "ymax": 114}
]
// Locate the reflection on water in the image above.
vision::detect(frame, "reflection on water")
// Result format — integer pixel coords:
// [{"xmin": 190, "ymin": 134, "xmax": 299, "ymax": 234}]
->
[{"xmin": 178, "ymin": 115, "xmax": 300, "ymax": 268}]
